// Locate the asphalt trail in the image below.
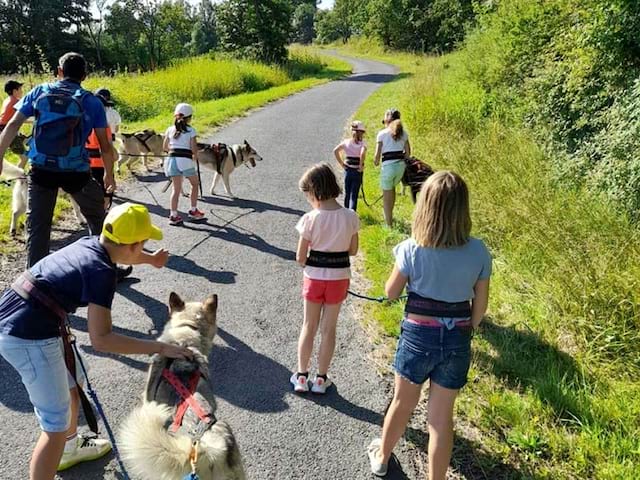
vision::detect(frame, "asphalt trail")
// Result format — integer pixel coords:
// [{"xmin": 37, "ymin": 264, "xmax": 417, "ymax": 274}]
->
[{"xmin": 0, "ymin": 55, "xmax": 421, "ymax": 479}]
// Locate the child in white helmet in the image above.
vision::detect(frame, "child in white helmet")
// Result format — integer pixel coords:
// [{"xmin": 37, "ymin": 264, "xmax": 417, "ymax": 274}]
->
[{"xmin": 162, "ymin": 103, "xmax": 206, "ymax": 225}]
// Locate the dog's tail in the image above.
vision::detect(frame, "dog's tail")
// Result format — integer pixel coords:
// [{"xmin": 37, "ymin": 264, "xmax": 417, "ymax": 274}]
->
[{"xmin": 119, "ymin": 402, "xmax": 193, "ymax": 479}]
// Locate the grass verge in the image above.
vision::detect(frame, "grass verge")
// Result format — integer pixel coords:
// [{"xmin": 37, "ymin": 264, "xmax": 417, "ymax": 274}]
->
[{"xmin": 332, "ymin": 39, "xmax": 640, "ymax": 479}]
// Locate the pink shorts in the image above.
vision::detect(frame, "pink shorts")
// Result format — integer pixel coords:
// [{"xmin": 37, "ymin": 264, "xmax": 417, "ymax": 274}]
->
[{"xmin": 303, "ymin": 277, "xmax": 350, "ymax": 305}]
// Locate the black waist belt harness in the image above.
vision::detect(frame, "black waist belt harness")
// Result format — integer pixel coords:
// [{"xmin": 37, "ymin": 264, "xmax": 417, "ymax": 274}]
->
[
  {"xmin": 346, "ymin": 156, "xmax": 360, "ymax": 167},
  {"xmin": 87, "ymin": 147, "xmax": 101, "ymax": 159},
  {"xmin": 306, "ymin": 250, "xmax": 350, "ymax": 268},
  {"xmin": 169, "ymin": 148, "xmax": 193, "ymax": 159},
  {"xmin": 382, "ymin": 151, "xmax": 405, "ymax": 162},
  {"xmin": 405, "ymin": 292, "xmax": 471, "ymax": 318}
]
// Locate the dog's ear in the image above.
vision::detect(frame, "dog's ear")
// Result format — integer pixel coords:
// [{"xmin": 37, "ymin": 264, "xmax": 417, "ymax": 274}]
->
[
  {"xmin": 169, "ymin": 292, "xmax": 185, "ymax": 313},
  {"xmin": 203, "ymin": 294, "xmax": 218, "ymax": 314},
  {"xmin": 243, "ymin": 140, "xmax": 251, "ymax": 152}
]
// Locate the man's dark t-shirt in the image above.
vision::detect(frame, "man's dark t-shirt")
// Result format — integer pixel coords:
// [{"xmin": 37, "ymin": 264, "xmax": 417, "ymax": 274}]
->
[{"xmin": 0, "ymin": 237, "xmax": 117, "ymax": 339}]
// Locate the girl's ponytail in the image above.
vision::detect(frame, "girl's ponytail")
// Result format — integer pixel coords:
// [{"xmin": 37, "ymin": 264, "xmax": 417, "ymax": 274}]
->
[
  {"xmin": 390, "ymin": 119, "xmax": 404, "ymax": 141},
  {"xmin": 173, "ymin": 115, "xmax": 190, "ymax": 139}
]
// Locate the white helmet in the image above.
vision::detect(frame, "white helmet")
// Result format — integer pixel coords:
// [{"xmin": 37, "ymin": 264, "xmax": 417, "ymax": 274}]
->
[
  {"xmin": 351, "ymin": 120, "xmax": 366, "ymax": 132},
  {"xmin": 174, "ymin": 103, "xmax": 193, "ymax": 117}
]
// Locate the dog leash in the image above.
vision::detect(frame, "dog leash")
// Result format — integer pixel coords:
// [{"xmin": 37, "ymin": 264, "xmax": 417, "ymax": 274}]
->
[
  {"xmin": 347, "ymin": 289, "xmax": 408, "ymax": 303},
  {"xmin": 72, "ymin": 340, "xmax": 132, "ymax": 480},
  {"xmin": 360, "ymin": 184, "xmax": 383, "ymax": 208}
]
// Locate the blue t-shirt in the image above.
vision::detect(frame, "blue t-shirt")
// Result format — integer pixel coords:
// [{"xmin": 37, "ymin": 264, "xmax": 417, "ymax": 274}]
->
[
  {"xmin": 0, "ymin": 237, "xmax": 117, "ymax": 339},
  {"xmin": 16, "ymin": 79, "xmax": 107, "ymax": 163},
  {"xmin": 393, "ymin": 237, "xmax": 492, "ymax": 303}
]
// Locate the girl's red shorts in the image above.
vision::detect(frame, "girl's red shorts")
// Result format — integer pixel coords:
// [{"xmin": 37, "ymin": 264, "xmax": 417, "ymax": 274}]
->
[{"xmin": 302, "ymin": 277, "xmax": 350, "ymax": 305}]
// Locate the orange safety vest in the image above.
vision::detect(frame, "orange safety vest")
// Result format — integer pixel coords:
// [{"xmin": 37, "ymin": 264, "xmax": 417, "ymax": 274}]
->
[{"xmin": 86, "ymin": 126, "xmax": 112, "ymax": 168}]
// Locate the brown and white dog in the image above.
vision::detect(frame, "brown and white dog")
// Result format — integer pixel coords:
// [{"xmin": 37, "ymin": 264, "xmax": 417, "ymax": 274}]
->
[
  {"xmin": 119, "ymin": 292, "xmax": 245, "ymax": 480},
  {"xmin": 2, "ymin": 160, "xmax": 28, "ymax": 236},
  {"xmin": 117, "ymin": 129, "xmax": 165, "ymax": 173},
  {"xmin": 197, "ymin": 141, "xmax": 262, "ymax": 197}
]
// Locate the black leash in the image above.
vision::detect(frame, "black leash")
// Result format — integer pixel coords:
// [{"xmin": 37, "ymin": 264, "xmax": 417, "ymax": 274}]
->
[
  {"xmin": 347, "ymin": 290, "xmax": 408, "ymax": 303},
  {"xmin": 360, "ymin": 183, "xmax": 383, "ymax": 208}
]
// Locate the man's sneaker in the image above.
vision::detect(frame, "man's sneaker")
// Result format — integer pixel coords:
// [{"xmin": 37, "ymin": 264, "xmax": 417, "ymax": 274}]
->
[
  {"xmin": 169, "ymin": 214, "xmax": 184, "ymax": 226},
  {"xmin": 58, "ymin": 433, "xmax": 112, "ymax": 471},
  {"xmin": 311, "ymin": 375, "xmax": 333, "ymax": 394},
  {"xmin": 188, "ymin": 208, "xmax": 206, "ymax": 221},
  {"xmin": 290, "ymin": 373, "xmax": 309, "ymax": 393}
]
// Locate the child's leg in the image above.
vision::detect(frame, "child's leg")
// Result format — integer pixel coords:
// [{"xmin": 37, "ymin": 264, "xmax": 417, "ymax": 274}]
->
[
  {"xmin": 31, "ymin": 431, "xmax": 67, "ymax": 480},
  {"xmin": 426, "ymin": 382, "xmax": 459, "ymax": 480},
  {"xmin": 170, "ymin": 176, "xmax": 183, "ymax": 213},
  {"xmin": 297, "ymin": 299, "xmax": 322, "ymax": 373},
  {"xmin": 317, "ymin": 302, "xmax": 342, "ymax": 375},
  {"xmin": 351, "ymin": 171, "xmax": 363, "ymax": 211},
  {"xmin": 188, "ymin": 175, "xmax": 199, "ymax": 209},
  {"xmin": 344, "ymin": 169, "xmax": 353, "ymax": 209},
  {"xmin": 65, "ymin": 387, "xmax": 80, "ymax": 441}
]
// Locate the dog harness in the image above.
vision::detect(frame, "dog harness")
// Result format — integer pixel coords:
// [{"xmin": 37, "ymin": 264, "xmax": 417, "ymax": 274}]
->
[
  {"xmin": 169, "ymin": 148, "xmax": 193, "ymax": 159},
  {"xmin": 345, "ymin": 156, "xmax": 360, "ymax": 168},
  {"xmin": 134, "ymin": 130, "xmax": 156, "ymax": 152},
  {"xmin": 404, "ymin": 292, "xmax": 472, "ymax": 318},
  {"xmin": 382, "ymin": 150, "xmax": 405, "ymax": 162},
  {"xmin": 305, "ymin": 250, "xmax": 350, "ymax": 268},
  {"xmin": 11, "ymin": 271, "xmax": 100, "ymax": 433}
]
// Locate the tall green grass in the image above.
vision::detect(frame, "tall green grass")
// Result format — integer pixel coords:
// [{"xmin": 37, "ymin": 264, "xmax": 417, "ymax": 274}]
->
[{"xmin": 334, "ymin": 40, "xmax": 640, "ymax": 479}]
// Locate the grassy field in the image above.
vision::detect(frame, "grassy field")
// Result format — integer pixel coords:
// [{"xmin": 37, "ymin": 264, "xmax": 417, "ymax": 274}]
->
[
  {"xmin": 333, "ymin": 39, "xmax": 640, "ymax": 479},
  {"xmin": 0, "ymin": 47, "xmax": 351, "ymax": 250}
]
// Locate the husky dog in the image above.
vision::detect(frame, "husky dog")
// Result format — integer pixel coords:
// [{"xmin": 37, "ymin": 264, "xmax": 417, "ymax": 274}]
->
[
  {"xmin": 117, "ymin": 129, "xmax": 165, "ymax": 173},
  {"xmin": 197, "ymin": 141, "xmax": 263, "ymax": 197},
  {"xmin": 119, "ymin": 292, "xmax": 245, "ymax": 480}
]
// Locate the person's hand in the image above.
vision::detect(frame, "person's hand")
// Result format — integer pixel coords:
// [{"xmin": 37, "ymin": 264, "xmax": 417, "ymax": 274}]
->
[
  {"xmin": 148, "ymin": 248, "xmax": 169, "ymax": 268},
  {"xmin": 104, "ymin": 171, "xmax": 116, "ymax": 193},
  {"xmin": 358, "ymin": 165, "xmax": 364, "ymax": 172},
  {"xmin": 158, "ymin": 342, "xmax": 194, "ymax": 360}
]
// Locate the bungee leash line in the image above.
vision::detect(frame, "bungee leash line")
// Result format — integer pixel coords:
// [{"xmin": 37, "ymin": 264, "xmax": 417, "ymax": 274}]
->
[{"xmin": 347, "ymin": 290, "xmax": 408, "ymax": 303}]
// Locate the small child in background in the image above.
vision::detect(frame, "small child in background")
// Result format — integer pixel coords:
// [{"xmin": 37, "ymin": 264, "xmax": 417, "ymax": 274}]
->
[
  {"xmin": 291, "ymin": 163, "xmax": 360, "ymax": 394},
  {"xmin": 333, "ymin": 120, "xmax": 366, "ymax": 211},
  {"xmin": 162, "ymin": 103, "xmax": 206, "ymax": 226},
  {"xmin": 94, "ymin": 88, "xmax": 121, "ymax": 141},
  {"xmin": 0, "ymin": 80, "xmax": 28, "ymax": 169}
]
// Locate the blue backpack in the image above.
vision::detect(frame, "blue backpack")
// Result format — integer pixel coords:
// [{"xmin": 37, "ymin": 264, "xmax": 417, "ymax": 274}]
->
[{"xmin": 29, "ymin": 83, "xmax": 90, "ymax": 172}]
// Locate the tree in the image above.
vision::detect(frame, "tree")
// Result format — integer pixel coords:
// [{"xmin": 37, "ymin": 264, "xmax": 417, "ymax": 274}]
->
[
  {"xmin": 217, "ymin": 0, "xmax": 292, "ymax": 63},
  {"xmin": 292, "ymin": 3, "xmax": 316, "ymax": 44},
  {"xmin": 188, "ymin": 0, "xmax": 218, "ymax": 55},
  {"xmin": 83, "ymin": 0, "xmax": 108, "ymax": 69}
]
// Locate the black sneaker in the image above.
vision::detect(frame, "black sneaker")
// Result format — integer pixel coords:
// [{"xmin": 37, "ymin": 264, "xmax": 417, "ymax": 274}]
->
[{"xmin": 116, "ymin": 265, "xmax": 133, "ymax": 283}]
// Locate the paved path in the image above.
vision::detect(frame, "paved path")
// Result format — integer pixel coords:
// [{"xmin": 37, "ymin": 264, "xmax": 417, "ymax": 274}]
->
[{"xmin": 0, "ymin": 55, "xmax": 420, "ymax": 479}]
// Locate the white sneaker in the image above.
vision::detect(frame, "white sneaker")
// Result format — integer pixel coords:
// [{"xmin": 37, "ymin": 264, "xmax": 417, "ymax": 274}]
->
[
  {"xmin": 290, "ymin": 373, "xmax": 309, "ymax": 393},
  {"xmin": 367, "ymin": 438, "xmax": 388, "ymax": 477},
  {"xmin": 311, "ymin": 375, "xmax": 333, "ymax": 394},
  {"xmin": 58, "ymin": 433, "xmax": 112, "ymax": 471}
]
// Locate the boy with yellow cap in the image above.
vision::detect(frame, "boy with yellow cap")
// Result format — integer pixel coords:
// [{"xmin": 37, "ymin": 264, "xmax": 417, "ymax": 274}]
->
[{"xmin": 0, "ymin": 202, "xmax": 193, "ymax": 480}]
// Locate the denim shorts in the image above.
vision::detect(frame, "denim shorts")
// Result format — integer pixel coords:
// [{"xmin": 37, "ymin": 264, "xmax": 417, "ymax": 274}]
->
[
  {"xmin": 164, "ymin": 156, "xmax": 196, "ymax": 177},
  {"xmin": 0, "ymin": 334, "xmax": 85, "ymax": 432},
  {"xmin": 380, "ymin": 160, "xmax": 406, "ymax": 190},
  {"xmin": 393, "ymin": 319, "xmax": 472, "ymax": 389}
]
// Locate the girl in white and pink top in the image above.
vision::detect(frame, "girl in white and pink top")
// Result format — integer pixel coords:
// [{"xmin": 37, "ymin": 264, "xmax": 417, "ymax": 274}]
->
[
  {"xmin": 291, "ymin": 163, "xmax": 360, "ymax": 394},
  {"xmin": 333, "ymin": 120, "xmax": 367, "ymax": 211}
]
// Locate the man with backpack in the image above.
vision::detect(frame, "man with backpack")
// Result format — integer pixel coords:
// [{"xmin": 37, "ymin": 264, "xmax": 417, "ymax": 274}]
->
[{"xmin": 0, "ymin": 52, "xmax": 129, "ymax": 279}]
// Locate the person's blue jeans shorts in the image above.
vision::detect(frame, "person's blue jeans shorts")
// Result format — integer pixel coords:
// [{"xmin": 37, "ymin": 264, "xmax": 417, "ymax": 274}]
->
[
  {"xmin": 0, "ymin": 334, "xmax": 84, "ymax": 432},
  {"xmin": 380, "ymin": 160, "xmax": 406, "ymax": 191},
  {"xmin": 393, "ymin": 319, "xmax": 472, "ymax": 389},
  {"xmin": 164, "ymin": 156, "xmax": 196, "ymax": 177}
]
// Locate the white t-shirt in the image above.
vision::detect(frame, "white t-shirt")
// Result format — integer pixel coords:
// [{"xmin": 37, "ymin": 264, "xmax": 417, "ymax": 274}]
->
[
  {"xmin": 164, "ymin": 125, "xmax": 197, "ymax": 151},
  {"xmin": 106, "ymin": 107, "xmax": 121, "ymax": 133},
  {"xmin": 376, "ymin": 127, "xmax": 409, "ymax": 162},
  {"xmin": 296, "ymin": 207, "xmax": 360, "ymax": 280}
]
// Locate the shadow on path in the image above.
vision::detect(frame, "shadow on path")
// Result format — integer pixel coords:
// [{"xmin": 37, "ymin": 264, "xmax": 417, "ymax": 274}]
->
[{"xmin": 200, "ymin": 195, "xmax": 306, "ymax": 217}]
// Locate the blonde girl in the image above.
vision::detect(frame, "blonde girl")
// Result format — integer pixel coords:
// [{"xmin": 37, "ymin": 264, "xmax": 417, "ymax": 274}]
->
[
  {"xmin": 367, "ymin": 171, "xmax": 491, "ymax": 478},
  {"xmin": 163, "ymin": 103, "xmax": 206, "ymax": 226},
  {"xmin": 291, "ymin": 163, "xmax": 360, "ymax": 394},
  {"xmin": 373, "ymin": 108, "xmax": 411, "ymax": 227},
  {"xmin": 333, "ymin": 120, "xmax": 367, "ymax": 211}
]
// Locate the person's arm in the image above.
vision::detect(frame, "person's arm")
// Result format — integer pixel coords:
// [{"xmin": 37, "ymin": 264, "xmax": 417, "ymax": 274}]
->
[
  {"xmin": 191, "ymin": 135, "xmax": 198, "ymax": 162},
  {"xmin": 296, "ymin": 236, "xmax": 310, "ymax": 267},
  {"xmin": 374, "ymin": 141, "xmax": 382, "ymax": 166},
  {"xmin": 163, "ymin": 134, "xmax": 170, "ymax": 153},
  {"xmin": 0, "ymin": 112, "xmax": 27, "ymax": 175},
  {"xmin": 359, "ymin": 145, "xmax": 367, "ymax": 172},
  {"xmin": 87, "ymin": 303, "xmax": 192, "ymax": 358},
  {"xmin": 471, "ymin": 278, "xmax": 490, "ymax": 328},
  {"xmin": 348, "ymin": 232, "xmax": 359, "ymax": 256},
  {"xmin": 333, "ymin": 143, "xmax": 345, "ymax": 169},
  {"xmin": 130, "ymin": 248, "xmax": 169, "ymax": 268},
  {"xmin": 404, "ymin": 138, "xmax": 411, "ymax": 158},
  {"xmin": 95, "ymin": 127, "xmax": 116, "ymax": 192},
  {"xmin": 385, "ymin": 265, "xmax": 408, "ymax": 300}
]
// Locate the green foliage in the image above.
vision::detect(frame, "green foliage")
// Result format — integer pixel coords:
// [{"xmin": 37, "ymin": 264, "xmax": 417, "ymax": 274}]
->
[
  {"xmin": 292, "ymin": 3, "xmax": 317, "ymax": 44},
  {"xmin": 334, "ymin": 39, "xmax": 640, "ymax": 478},
  {"xmin": 217, "ymin": 0, "xmax": 292, "ymax": 63}
]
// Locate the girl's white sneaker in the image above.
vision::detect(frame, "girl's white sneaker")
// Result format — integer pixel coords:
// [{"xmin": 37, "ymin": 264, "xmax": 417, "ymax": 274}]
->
[
  {"xmin": 290, "ymin": 373, "xmax": 309, "ymax": 393},
  {"xmin": 310, "ymin": 375, "xmax": 332, "ymax": 394}
]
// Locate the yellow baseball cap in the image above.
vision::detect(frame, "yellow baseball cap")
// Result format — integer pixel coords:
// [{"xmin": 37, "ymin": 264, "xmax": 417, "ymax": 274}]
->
[{"xmin": 102, "ymin": 203, "xmax": 163, "ymax": 245}]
